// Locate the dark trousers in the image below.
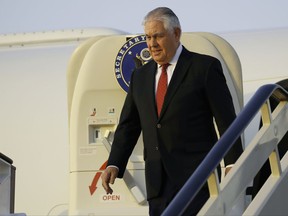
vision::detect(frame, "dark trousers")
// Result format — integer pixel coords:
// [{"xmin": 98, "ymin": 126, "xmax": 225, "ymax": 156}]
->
[{"xmin": 148, "ymin": 171, "xmax": 209, "ymax": 216}]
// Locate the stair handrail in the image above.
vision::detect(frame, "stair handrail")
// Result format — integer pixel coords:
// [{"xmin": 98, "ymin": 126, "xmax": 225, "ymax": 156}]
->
[{"xmin": 161, "ymin": 83, "xmax": 288, "ymax": 216}]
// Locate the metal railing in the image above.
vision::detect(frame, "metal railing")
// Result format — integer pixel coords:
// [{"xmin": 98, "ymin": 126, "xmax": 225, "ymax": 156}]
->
[
  {"xmin": 162, "ymin": 84, "xmax": 288, "ymax": 216},
  {"xmin": 0, "ymin": 153, "xmax": 16, "ymax": 214}
]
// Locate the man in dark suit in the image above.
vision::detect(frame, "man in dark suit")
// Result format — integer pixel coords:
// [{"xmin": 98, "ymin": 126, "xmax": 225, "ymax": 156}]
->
[{"xmin": 101, "ymin": 7, "xmax": 243, "ymax": 216}]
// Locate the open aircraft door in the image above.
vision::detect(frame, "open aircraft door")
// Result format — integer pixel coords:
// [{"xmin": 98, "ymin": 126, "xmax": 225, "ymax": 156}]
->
[{"xmin": 67, "ymin": 32, "xmax": 243, "ymax": 215}]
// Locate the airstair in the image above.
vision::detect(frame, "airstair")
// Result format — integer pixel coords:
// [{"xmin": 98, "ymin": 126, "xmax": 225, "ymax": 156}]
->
[
  {"xmin": 162, "ymin": 83, "xmax": 288, "ymax": 215},
  {"xmin": 0, "ymin": 153, "xmax": 26, "ymax": 216}
]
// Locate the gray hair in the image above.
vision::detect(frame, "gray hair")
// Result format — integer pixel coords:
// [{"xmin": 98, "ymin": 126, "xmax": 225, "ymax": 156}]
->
[{"xmin": 142, "ymin": 7, "xmax": 181, "ymax": 33}]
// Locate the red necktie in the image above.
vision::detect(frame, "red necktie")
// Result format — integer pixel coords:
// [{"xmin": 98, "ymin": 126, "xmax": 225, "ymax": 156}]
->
[{"xmin": 156, "ymin": 64, "xmax": 169, "ymax": 116}]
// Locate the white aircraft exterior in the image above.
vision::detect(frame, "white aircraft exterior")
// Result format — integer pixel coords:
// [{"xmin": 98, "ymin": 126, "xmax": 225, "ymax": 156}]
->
[{"xmin": 0, "ymin": 27, "xmax": 287, "ymax": 215}]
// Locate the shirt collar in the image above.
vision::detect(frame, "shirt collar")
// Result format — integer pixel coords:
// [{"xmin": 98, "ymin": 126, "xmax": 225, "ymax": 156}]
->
[{"xmin": 157, "ymin": 44, "xmax": 183, "ymax": 68}]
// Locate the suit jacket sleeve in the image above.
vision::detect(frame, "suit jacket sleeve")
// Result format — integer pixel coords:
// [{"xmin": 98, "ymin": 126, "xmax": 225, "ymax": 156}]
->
[
  {"xmin": 106, "ymin": 71, "xmax": 142, "ymax": 178},
  {"xmin": 206, "ymin": 59, "xmax": 243, "ymax": 165}
]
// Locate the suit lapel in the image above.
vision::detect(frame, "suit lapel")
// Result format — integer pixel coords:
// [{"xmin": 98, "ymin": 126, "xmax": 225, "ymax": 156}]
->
[
  {"xmin": 145, "ymin": 61, "xmax": 159, "ymax": 117},
  {"xmin": 159, "ymin": 48, "xmax": 192, "ymax": 118}
]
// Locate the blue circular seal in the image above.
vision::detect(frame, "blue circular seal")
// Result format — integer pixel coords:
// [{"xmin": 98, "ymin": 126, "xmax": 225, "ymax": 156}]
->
[{"xmin": 114, "ymin": 35, "xmax": 151, "ymax": 92}]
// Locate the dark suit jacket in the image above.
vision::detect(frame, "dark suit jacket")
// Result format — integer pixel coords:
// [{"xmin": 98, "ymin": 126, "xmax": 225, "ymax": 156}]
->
[{"xmin": 107, "ymin": 46, "xmax": 243, "ymax": 200}]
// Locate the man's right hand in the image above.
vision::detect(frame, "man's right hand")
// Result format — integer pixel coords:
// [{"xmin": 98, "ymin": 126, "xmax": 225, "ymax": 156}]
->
[{"xmin": 101, "ymin": 166, "xmax": 119, "ymax": 194}]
